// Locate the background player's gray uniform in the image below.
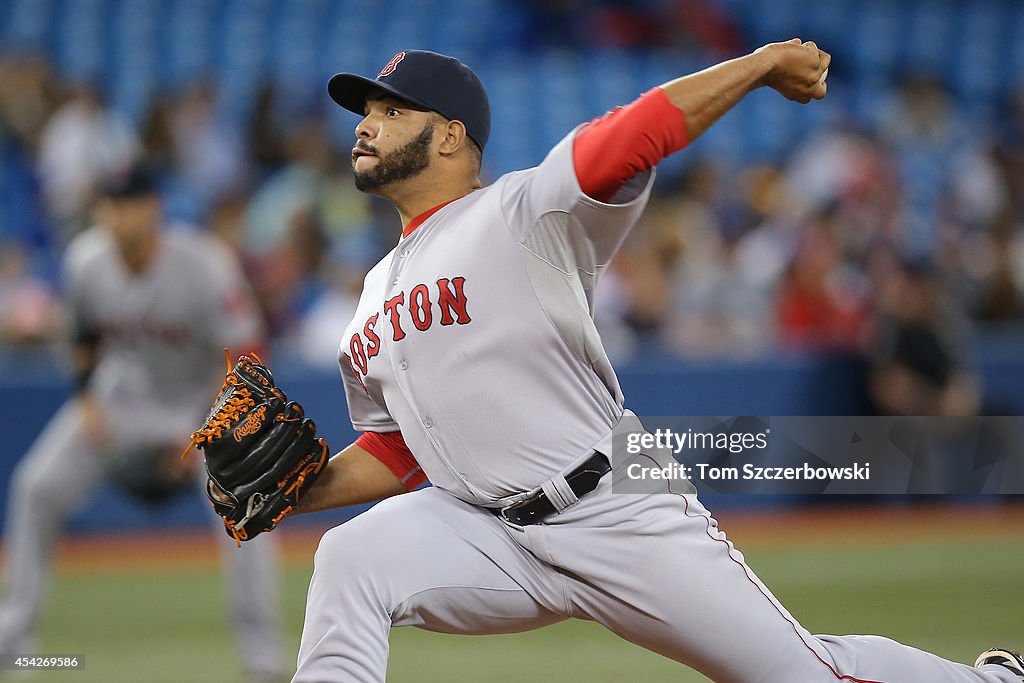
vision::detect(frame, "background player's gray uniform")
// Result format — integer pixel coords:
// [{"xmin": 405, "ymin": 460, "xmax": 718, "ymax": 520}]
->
[
  {"xmin": 0, "ymin": 227, "xmax": 285, "ymax": 679},
  {"xmin": 295, "ymin": 132, "xmax": 1020, "ymax": 683}
]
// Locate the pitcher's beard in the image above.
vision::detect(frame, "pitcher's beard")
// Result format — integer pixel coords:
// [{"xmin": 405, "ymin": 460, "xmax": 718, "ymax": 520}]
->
[{"xmin": 354, "ymin": 122, "xmax": 434, "ymax": 192}]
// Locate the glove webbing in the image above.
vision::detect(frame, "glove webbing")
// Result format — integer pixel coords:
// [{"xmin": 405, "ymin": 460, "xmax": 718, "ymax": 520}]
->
[{"xmin": 181, "ymin": 349, "xmax": 281, "ymax": 458}]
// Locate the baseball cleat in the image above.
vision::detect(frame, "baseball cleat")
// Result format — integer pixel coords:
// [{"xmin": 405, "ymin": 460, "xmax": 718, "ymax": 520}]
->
[{"xmin": 975, "ymin": 649, "xmax": 1024, "ymax": 678}]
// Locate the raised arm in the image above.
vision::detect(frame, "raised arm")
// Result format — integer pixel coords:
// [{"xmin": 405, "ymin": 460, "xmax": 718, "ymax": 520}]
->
[
  {"xmin": 574, "ymin": 39, "xmax": 830, "ymax": 202},
  {"xmin": 662, "ymin": 38, "xmax": 830, "ymax": 142}
]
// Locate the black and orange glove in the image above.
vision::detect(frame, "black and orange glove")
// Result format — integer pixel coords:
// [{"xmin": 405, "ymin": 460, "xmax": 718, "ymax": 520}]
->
[{"xmin": 185, "ymin": 352, "xmax": 328, "ymax": 545}]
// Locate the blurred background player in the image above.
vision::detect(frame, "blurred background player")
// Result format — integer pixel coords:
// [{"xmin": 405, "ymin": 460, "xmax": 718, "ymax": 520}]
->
[
  {"xmin": 0, "ymin": 166, "xmax": 287, "ymax": 682},
  {"xmin": 867, "ymin": 257, "xmax": 981, "ymax": 416}
]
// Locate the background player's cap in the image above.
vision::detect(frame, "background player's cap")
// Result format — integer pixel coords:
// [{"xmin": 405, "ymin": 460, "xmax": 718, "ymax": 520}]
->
[
  {"xmin": 101, "ymin": 164, "xmax": 158, "ymax": 199},
  {"xmin": 328, "ymin": 50, "xmax": 491, "ymax": 151}
]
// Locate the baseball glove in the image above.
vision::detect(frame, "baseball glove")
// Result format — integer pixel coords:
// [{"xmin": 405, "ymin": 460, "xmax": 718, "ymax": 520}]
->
[
  {"xmin": 110, "ymin": 443, "xmax": 195, "ymax": 507},
  {"xmin": 184, "ymin": 351, "xmax": 328, "ymax": 545}
]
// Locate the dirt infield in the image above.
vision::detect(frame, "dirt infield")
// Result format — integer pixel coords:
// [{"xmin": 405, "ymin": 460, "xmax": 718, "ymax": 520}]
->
[{"xmin": 51, "ymin": 500, "xmax": 1024, "ymax": 575}]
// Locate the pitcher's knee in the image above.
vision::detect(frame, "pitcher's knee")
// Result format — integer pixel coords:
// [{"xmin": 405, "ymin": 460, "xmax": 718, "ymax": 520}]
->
[
  {"xmin": 315, "ymin": 493, "xmax": 436, "ymax": 570},
  {"xmin": 308, "ymin": 523, "xmax": 397, "ymax": 620},
  {"xmin": 311, "ymin": 496, "xmax": 444, "ymax": 611},
  {"xmin": 314, "ymin": 524, "xmax": 368, "ymax": 573},
  {"xmin": 312, "ymin": 521, "xmax": 398, "ymax": 589}
]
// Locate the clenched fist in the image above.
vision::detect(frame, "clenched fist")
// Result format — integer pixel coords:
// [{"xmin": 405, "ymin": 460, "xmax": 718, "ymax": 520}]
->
[{"xmin": 756, "ymin": 38, "xmax": 831, "ymax": 103}]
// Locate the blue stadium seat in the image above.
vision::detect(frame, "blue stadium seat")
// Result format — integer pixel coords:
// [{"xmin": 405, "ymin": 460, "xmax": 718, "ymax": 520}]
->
[
  {"xmin": 326, "ymin": 105, "xmax": 358, "ymax": 150},
  {"xmin": 271, "ymin": 7, "xmax": 324, "ymax": 89},
  {"xmin": 164, "ymin": 0, "xmax": 215, "ymax": 87},
  {"xmin": 480, "ymin": 58, "xmax": 537, "ymax": 173},
  {"xmin": 903, "ymin": 0, "xmax": 955, "ymax": 73},
  {"xmin": 691, "ymin": 103, "xmax": 745, "ymax": 169},
  {"xmin": 53, "ymin": 0, "xmax": 105, "ymax": 83},
  {"xmin": 749, "ymin": 0, "xmax": 804, "ymax": 46},
  {"xmin": 849, "ymin": 0, "xmax": 903, "ymax": 79},
  {"xmin": 377, "ymin": 17, "xmax": 430, "ymax": 59},
  {"xmin": 5, "ymin": 0, "xmax": 1024, "ymax": 259},
  {"xmin": 739, "ymin": 89, "xmax": 794, "ymax": 164},
  {"xmin": 950, "ymin": 2, "xmax": 1008, "ymax": 100},
  {"xmin": 1011, "ymin": 6, "xmax": 1024, "ymax": 87},
  {"xmin": 107, "ymin": 0, "xmax": 163, "ymax": 118},
  {"xmin": 582, "ymin": 51, "xmax": 648, "ymax": 117},
  {"xmin": 804, "ymin": 0, "xmax": 853, "ymax": 54},
  {"xmin": 4, "ymin": 0, "xmax": 52, "ymax": 48},
  {"xmin": 535, "ymin": 50, "xmax": 586, "ymax": 130},
  {"xmin": 215, "ymin": 0, "xmax": 275, "ymax": 121},
  {"xmin": 322, "ymin": 5, "xmax": 375, "ymax": 77}
]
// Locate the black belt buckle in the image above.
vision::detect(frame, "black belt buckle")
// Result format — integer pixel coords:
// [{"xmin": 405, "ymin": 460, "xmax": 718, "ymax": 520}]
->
[
  {"xmin": 498, "ymin": 497, "xmax": 550, "ymax": 526},
  {"xmin": 497, "ymin": 451, "xmax": 610, "ymax": 526}
]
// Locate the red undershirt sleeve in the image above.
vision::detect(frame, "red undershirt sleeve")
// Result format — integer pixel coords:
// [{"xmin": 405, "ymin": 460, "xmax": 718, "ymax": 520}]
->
[
  {"xmin": 573, "ymin": 87, "xmax": 689, "ymax": 203},
  {"xmin": 355, "ymin": 430, "xmax": 427, "ymax": 492}
]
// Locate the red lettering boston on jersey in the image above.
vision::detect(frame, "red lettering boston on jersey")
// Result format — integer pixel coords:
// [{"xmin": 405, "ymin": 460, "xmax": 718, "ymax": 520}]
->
[
  {"xmin": 364, "ymin": 314, "xmax": 381, "ymax": 359},
  {"xmin": 348, "ymin": 276, "xmax": 473, "ymax": 378},
  {"xmin": 382, "ymin": 293, "xmax": 407, "ymax": 342},
  {"xmin": 409, "ymin": 284, "xmax": 432, "ymax": 331},
  {"xmin": 436, "ymin": 277, "xmax": 471, "ymax": 326}
]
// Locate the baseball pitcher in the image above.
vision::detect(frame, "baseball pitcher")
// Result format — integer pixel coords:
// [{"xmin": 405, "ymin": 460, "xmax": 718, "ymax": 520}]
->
[{"xmin": 189, "ymin": 43, "xmax": 1024, "ymax": 683}]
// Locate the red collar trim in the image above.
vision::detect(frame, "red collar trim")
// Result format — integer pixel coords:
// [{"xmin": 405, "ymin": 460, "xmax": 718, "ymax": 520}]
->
[{"xmin": 402, "ymin": 197, "xmax": 461, "ymax": 238}]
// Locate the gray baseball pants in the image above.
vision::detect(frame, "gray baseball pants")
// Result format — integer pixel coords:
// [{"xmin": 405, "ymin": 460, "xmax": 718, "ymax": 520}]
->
[
  {"xmin": 294, "ymin": 471, "xmax": 1017, "ymax": 682},
  {"xmin": 0, "ymin": 399, "xmax": 285, "ymax": 678}
]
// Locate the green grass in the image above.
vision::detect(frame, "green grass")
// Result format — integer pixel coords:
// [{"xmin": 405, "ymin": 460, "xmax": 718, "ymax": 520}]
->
[{"xmin": 34, "ymin": 538, "xmax": 1024, "ymax": 682}]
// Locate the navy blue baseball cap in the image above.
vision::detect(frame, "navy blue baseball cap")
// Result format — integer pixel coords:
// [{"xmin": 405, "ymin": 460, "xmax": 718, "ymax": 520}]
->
[
  {"xmin": 102, "ymin": 164, "xmax": 158, "ymax": 199},
  {"xmin": 328, "ymin": 50, "xmax": 490, "ymax": 151}
]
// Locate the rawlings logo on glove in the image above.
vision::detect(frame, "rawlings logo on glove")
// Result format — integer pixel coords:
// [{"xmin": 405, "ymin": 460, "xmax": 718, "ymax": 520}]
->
[
  {"xmin": 234, "ymin": 405, "xmax": 268, "ymax": 442},
  {"xmin": 184, "ymin": 351, "xmax": 328, "ymax": 545}
]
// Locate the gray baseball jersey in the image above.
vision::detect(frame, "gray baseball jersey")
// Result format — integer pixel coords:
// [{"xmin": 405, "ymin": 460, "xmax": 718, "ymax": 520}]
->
[
  {"xmin": 339, "ymin": 131, "xmax": 651, "ymax": 502},
  {"xmin": 0, "ymin": 226, "xmax": 284, "ymax": 678},
  {"xmin": 64, "ymin": 226, "xmax": 261, "ymax": 415},
  {"xmin": 297, "ymin": 126, "xmax": 1018, "ymax": 683}
]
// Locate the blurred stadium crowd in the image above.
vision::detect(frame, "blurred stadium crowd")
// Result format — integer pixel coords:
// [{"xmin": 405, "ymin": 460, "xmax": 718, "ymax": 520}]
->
[{"xmin": 1, "ymin": 0, "xmax": 1023, "ymax": 415}]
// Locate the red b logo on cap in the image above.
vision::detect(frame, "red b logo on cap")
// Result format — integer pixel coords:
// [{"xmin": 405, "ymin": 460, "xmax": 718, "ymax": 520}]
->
[{"xmin": 378, "ymin": 52, "xmax": 406, "ymax": 78}]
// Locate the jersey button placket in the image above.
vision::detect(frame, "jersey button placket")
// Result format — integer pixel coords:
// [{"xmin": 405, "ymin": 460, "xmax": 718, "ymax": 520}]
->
[
  {"xmin": 389, "ymin": 245, "xmax": 406, "ymax": 289},
  {"xmin": 387, "ymin": 238, "xmax": 451, "ymax": 479}
]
